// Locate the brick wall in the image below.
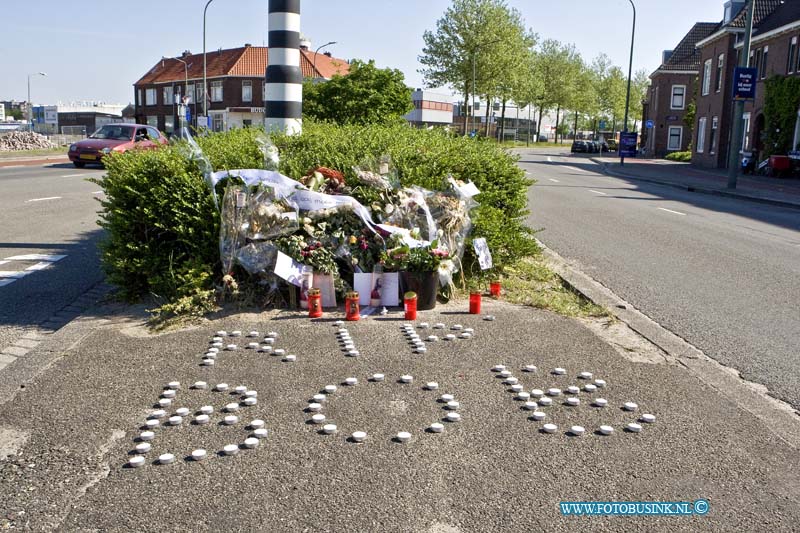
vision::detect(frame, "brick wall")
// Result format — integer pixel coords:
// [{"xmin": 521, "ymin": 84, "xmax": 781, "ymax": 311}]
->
[{"xmin": 646, "ymin": 71, "xmax": 698, "ymax": 158}]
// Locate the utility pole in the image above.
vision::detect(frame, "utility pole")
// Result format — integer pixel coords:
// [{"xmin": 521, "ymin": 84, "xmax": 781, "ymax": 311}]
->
[
  {"xmin": 203, "ymin": 0, "xmax": 214, "ymax": 130},
  {"xmin": 620, "ymin": 0, "xmax": 636, "ymax": 166},
  {"xmin": 727, "ymin": 0, "xmax": 756, "ymax": 189}
]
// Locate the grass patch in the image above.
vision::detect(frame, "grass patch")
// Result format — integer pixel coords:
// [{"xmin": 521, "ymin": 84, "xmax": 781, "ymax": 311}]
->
[{"xmin": 499, "ymin": 255, "xmax": 610, "ymax": 318}]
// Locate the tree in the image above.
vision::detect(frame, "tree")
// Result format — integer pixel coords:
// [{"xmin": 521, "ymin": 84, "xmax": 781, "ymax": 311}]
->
[
  {"xmin": 419, "ymin": 0, "xmax": 532, "ymax": 136},
  {"xmin": 536, "ymin": 39, "xmax": 582, "ymax": 143},
  {"xmin": 627, "ymin": 69, "xmax": 650, "ymax": 132},
  {"xmin": 302, "ymin": 60, "xmax": 412, "ymax": 125},
  {"xmin": 7, "ymin": 108, "xmax": 23, "ymax": 120}
]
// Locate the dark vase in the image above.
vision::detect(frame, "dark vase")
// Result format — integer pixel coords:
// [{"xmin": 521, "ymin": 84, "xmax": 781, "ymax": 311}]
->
[{"xmin": 400, "ymin": 271, "xmax": 438, "ymax": 310}]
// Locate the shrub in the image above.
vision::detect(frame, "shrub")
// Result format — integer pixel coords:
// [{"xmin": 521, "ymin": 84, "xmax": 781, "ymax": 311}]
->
[
  {"xmin": 92, "ymin": 146, "xmax": 219, "ymax": 302},
  {"xmin": 665, "ymin": 151, "xmax": 692, "ymax": 162},
  {"xmin": 95, "ymin": 121, "xmax": 538, "ymax": 308}
]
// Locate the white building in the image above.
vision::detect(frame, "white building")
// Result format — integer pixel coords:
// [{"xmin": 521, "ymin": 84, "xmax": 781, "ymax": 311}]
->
[{"xmin": 404, "ymin": 90, "xmax": 454, "ymax": 128}]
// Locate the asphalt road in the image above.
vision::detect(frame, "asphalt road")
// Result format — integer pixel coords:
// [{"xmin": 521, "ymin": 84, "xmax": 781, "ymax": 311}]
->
[
  {"xmin": 0, "ymin": 162, "xmax": 106, "ymax": 349},
  {"xmin": 521, "ymin": 149, "xmax": 800, "ymax": 409}
]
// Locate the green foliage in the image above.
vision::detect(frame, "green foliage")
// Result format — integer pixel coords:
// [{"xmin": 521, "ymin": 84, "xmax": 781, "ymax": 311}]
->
[
  {"xmin": 303, "ymin": 60, "xmax": 413, "ymax": 125},
  {"xmin": 195, "ymin": 127, "xmax": 265, "ymax": 171},
  {"xmin": 665, "ymin": 151, "xmax": 692, "ymax": 162},
  {"xmin": 272, "ymin": 121, "xmax": 539, "ymax": 274},
  {"xmin": 91, "ymin": 146, "xmax": 219, "ymax": 302},
  {"xmin": 763, "ymin": 76, "xmax": 800, "ymax": 156},
  {"xmin": 7, "ymin": 108, "xmax": 23, "ymax": 120}
]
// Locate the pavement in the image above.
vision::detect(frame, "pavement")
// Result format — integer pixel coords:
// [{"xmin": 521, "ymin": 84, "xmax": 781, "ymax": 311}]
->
[
  {"xmin": 519, "ymin": 149, "xmax": 800, "ymax": 412},
  {"xmin": 0, "ymin": 294, "xmax": 799, "ymax": 531},
  {"xmin": 589, "ymin": 155, "xmax": 800, "ymax": 210}
]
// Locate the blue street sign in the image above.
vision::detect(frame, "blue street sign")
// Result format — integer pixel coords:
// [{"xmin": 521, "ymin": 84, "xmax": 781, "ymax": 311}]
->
[
  {"xmin": 733, "ymin": 67, "xmax": 758, "ymax": 100},
  {"xmin": 185, "ymin": 106, "xmax": 191, "ymax": 123},
  {"xmin": 619, "ymin": 132, "xmax": 638, "ymax": 158},
  {"xmin": 646, "ymin": 120, "xmax": 654, "ymax": 129}
]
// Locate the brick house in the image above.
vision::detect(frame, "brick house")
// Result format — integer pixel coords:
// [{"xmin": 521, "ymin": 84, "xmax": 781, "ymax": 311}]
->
[
  {"xmin": 133, "ymin": 44, "xmax": 349, "ymax": 134},
  {"xmin": 643, "ymin": 22, "xmax": 718, "ymax": 157},
  {"xmin": 692, "ymin": 0, "xmax": 799, "ymax": 168}
]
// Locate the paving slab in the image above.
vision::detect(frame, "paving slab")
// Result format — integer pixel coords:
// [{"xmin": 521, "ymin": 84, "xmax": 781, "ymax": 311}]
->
[{"xmin": 0, "ymin": 301, "xmax": 798, "ymax": 531}]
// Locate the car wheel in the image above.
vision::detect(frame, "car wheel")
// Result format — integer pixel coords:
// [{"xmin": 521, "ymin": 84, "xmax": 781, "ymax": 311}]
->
[{"xmin": 73, "ymin": 161, "xmax": 86, "ymax": 168}]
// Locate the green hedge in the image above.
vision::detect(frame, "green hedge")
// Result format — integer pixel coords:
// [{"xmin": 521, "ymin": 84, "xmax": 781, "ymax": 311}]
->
[
  {"xmin": 96, "ymin": 122, "xmax": 538, "ymax": 306},
  {"xmin": 665, "ymin": 151, "xmax": 692, "ymax": 162},
  {"xmin": 764, "ymin": 76, "xmax": 800, "ymax": 157}
]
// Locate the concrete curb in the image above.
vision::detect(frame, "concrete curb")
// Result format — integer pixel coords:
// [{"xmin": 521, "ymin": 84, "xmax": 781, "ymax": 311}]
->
[
  {"xmin": 590, "ymin": 157, "xmax": 800, "ymax": 211},
  {"xmin": 539, "ymin": 239, "xmax": 800, "ymax": 449},
  {"xmin": 0, "ymin": 155, "xmax": 70, "ymax": 168}
]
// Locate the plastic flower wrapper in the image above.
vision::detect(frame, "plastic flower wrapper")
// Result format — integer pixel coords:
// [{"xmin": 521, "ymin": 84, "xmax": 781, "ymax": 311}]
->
[
  {"xmin": 235, "ymin": 241, "xmax": 279, "ymax": 276},
  {"xmin": 382, "ymin": 187, "xmax": 437, "ymax": 242},
  {"xmin": 175, "ymin": 128, "xmax": 214, "ymax": 192},
  {"xmin": 380, "ymin": 233, "xmax": 449, "ymax": 273},
  {"xmin": 219, "ymin": 184, "xmax": 250, "ymax": 275},
  {"xmin": 423, "ymin": 176, "xmax": 479, "ymax": 274},
  {"xmin": 255, "ymin": 132, "xmax": 280, "ymax": 171},
  {"xmin": 247, "ymin": 183, "xmax": 299, "ymax": 240}
]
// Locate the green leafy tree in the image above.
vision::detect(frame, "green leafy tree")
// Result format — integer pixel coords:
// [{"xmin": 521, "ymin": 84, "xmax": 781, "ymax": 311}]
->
[
  {"xmin": 536, "ymin": 39, "xmax": 582, "ymax": 142},
  {"xmin": 302, "ymin": 60, "xmax": 412, "ymax": 125},
  {"xmin": 628, "ymin": 69, "xmax": 650, "ymax": 132},
  {"xmin": 419, "ymin": 0, "xmax": 532, "ymax": 135},
  {"xmin": 6, "ymin": 108, "xmax": 23, "ymax": 120}
]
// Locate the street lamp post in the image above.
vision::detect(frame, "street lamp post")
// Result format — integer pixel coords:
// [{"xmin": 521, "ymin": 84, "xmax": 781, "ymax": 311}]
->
[
  {"xmin": 620, "ymin": 0, "xmax": 636, "ymax": 166},
  {"xmin": 312, "ymin": 41, "xmax": 337, "ymax": 79},
  {"xmin": 169, "ymin": 57, "xmax": 190, "ymax": 133},
  {"xmin": 26, "ymin": 72, "xmax": 46, "ymax": 132},
  {"xmin": 727, "ymin": 0, "xmax": 756, "ymax": 189},
  {"xmin": 203, "ymin": 0, "xmax": 214, "ymax": 130}
]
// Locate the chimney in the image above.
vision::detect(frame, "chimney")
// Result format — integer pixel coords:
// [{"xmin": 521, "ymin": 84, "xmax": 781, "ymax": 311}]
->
[
  {"xmin": 299, "ymin": 36, "xmax": 311, "ymax": 50},
  {"xmin": 244, "ymin": 43, "xmax": 252, "ymax": 47},
  {"xmin": 662, "ymin": 50, "xmax": 674, "ymax": 64},
  {"xmin": 182, "ymin": 50, "xmax": 192, "ymax": 58},
  {"xmin": 323, "ymin": 51, "xmax": 332, "ymax": 57}
]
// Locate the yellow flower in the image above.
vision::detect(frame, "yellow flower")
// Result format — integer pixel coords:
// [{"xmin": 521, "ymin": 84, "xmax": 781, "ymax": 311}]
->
[{"xmin": 348, "ymin": 235, "xmax": 357, "ymax": 245}]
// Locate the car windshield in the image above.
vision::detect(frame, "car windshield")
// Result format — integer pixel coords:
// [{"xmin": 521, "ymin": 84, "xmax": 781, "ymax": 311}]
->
[{"xmin": 89, "ymin": 125, "xmax": 134, "ymax": 141}]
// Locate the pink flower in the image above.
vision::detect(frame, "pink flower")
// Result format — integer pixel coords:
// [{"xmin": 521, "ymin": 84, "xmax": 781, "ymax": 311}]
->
[{"xmin": 432, "ymin": 249, "xmax": 449, "ymax": 257}]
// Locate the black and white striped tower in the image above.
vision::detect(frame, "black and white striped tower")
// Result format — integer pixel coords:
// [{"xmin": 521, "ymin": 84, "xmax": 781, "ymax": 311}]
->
[{"xmin": 265, "ymin": 0, "xmax": 302, "ymax": 135}]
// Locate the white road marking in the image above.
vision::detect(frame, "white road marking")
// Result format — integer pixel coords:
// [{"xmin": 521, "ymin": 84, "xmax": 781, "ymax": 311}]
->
[
  {"xmin": 658, "ymin": 207, "xmax": 687, "ymax": 216},
  {"xmin": 92, "ymin": 191, "xmax": 104, "ymax": 194},
  {"xmin": 547, "ymin": 157, "xmax": 553, "ymax": 162},
  {"xmin": 588, "ymin": 189, "xmax": 607, "ymax": 196},
  {"xmin": 0, "ymin": 271, "xmax": 30, "ymax": 279},
  {"xmin": 549, "ymin": 178, "xmax": 560, "ymax": 183},
  {"xmin": 61, "ymin": 173, "xmax": 89, "ymax": 178},
  {"xmin": 26, "ymin": 196, "xmax": 62, "ymax": 203},
  {"xmin": 5, "ymin": 254, "xmax": 67, "ymax": 262},
  {"xmin": 0, "ymin": 279, "xmax": 15, "ymax": 287},
  {"xmin": 0, "ymin": 261, "xmax": 7, "ymax": 266},
  {"xmin": 25, "ymin": 262, "xmax": 53, "ymax": 272},
  {"xmin": 565, "ymin": 166, "xmax": 591, "ymax": 173}
]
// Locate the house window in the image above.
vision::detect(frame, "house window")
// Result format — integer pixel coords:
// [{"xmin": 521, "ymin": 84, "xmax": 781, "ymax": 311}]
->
[
  {"xmin": 196, "ymin": 85, "xmax": 205, "ymax": 105},
  {"xmin": 702, "ymin": 59, "xmax": 712, "ymax": 95},
  {"xmin": 710, "ymin": 116, "xmax": 719, "ymax": 154},
  {"xmin": 667, "ymin": 126, "xmax": 683, "ymax": 151},
  {"xmin": 243, "ymin": 119, "xmax": 252, "ymax": 127},
  {"xmin": 164, "ymin": 116, "xmax": 174, "ymax": 134},
  {"xmin": 146, "ymin": 115, "xmax": 158, "ymax": 128},
  {"xmin": 242, "ymin": 80, "xmax": 252, "ymax": 102},
  {"xmin": 749, "ymin": 50, "xmax": 755, "ymax": 68},
  {"xmin": 145, "ymin": 88, "xmax": 156, "ymax": 106},
  {"xmin": 212, "ymin": 114, "xmax": 224, "ymax": 132},
  {"xmin": 186, "ymin": 84, "xmax": 195, "ymax": 104},
  {"xmin": 742, "ymin": 112, "xmax": 751, "ymax": 152},
  {"xmin": 137, "ymin": 89, "xmax": 142, "ymax": 106},
  {"xmin": 788, "ymin": 37, "xmax": 797, "ymax": 74},
  {"xmin": 671, "ymin": 85, "xmax": 686, "ymax": 109},
  {"xmin": 696, "ymin": 118, "xmax": 707, "ymax": 153},
  {"xmin": 163, "ymin": 86, "xmax": 174, "ymax": 106},
  {"xmin": 792, "ymin": 109, "xmax": 800, "ymax": 151},
  {"xmin": 761, "ymin": 46, "xmax": 769, "ymax": 79},
  {"xmin": 210, "ymin": 80, "xmax": 223, "ymax": 102},
  {"xmin": 716, "ymin": 54, "xmax": 724, "ymax": 92}
]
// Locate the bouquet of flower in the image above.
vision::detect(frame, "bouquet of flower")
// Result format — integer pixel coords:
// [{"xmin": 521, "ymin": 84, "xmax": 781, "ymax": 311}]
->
[
  {"xmin": 275, "ymin": 235, "xmax": 339, "ymax": 275},
  {"xmin": 381, "ymin": 233, "xmax": 449, "ymax": 273},
  {"xmin": 301, "ymin": 166, "xmax": 348, "ymax": 195}
]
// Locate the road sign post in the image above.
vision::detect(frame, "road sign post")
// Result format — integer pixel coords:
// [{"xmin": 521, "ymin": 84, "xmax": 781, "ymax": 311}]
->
[{"xmin": 619, "ymin": 132, "xmax": 638, "ymax": 158}]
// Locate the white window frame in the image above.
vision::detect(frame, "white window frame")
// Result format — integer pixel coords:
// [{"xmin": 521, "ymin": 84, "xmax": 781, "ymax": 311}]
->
[
  {"xmin": 716, "ymin": 54, "xmax": 724, "ymax": 93},
  {"xmin": 792, "ymin": 108, "xmax": 800, "ymax": 152},
  {"xmin": 702, "ymin": 59, "xmax": 712, "ymax": 95},
  {"xmin": 137, "ymin": 89, "xmax": 142, "ymax": 106},
  {"xmin": 761, "ymin": 46, "xmax": 769, "ymax": 79},
  {"xmin": 145, "ymin": 88, "xmax": 157, "ymax": 106},
  {"xmin": 710, "ymin": 116, "xmax": 719, "ymax": 154},
  {"xmin": 788, "ymin": 37, "xmax": 797, "ymax": 74},
  {"xmin": 670, "ymin": 85, "xmax": 686, "ymax": 110},
  {"xmin": 242, "ymin": 80, "xmax": 252, "ymax": 102},
  {"xmin": 196, "ymin": 84, "xmax": 205, "ymax": 105},
  {"xmin": 667, "ymin": 126, "xmax": 683, "ymax": 151},
  {"xmin": 164, "ymin": 115, "xmax": 175, "ymax": 134},
  {"xmin": 146, "ymin": 115, "xmax": 158, "ymax": 128},
  {"xmin": 210, "ymin": 80, "xmax": 223, "ymax": 102},
  {"xmin": 696, "ymin": 117, "xmax": 707, "ymax": 153},
  {"xmin": 163, "ymin": 86, "xmax": 174, "ymax": 107}
]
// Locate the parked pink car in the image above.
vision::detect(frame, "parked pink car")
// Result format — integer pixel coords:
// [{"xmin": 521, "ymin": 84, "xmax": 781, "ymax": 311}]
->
[{"xmin": 68, "ymin": 123, "xmax": 167, "ymax": 167}]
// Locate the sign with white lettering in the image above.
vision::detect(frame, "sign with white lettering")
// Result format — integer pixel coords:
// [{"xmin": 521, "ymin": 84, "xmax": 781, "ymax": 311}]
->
[{"xmin": 733, "ymin": 67, "xmax": 758, "ymax": 100}]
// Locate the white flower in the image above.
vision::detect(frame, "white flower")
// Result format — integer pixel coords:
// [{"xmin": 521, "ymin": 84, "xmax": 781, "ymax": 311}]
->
[
  {"xmin": 438, "ymin": 259, "xmax": 455, "ymax": 275},
  {"xmin": 384, "ymin": 204, "xmax": 395, "ymax": 215},
  {"xmin": 437, "ymin": 228, "xmax": 444, "ymax": 238}
]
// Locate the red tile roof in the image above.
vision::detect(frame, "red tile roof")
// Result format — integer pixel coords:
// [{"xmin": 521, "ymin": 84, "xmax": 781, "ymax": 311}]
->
[{"xmin": 136, "ymin": 46, "xmax": 349, "ymax": 85}]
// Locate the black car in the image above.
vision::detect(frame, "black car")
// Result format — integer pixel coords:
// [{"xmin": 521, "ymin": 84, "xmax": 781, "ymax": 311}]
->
[{"xmin": 571, "ymin": 140, "xmax": 588, "ymax": 153}]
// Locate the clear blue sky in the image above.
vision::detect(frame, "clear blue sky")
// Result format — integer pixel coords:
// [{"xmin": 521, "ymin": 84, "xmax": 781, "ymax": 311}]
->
[{"xmin": 3, "ymin": 0, "xmax": 726, "ymax": 106}]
